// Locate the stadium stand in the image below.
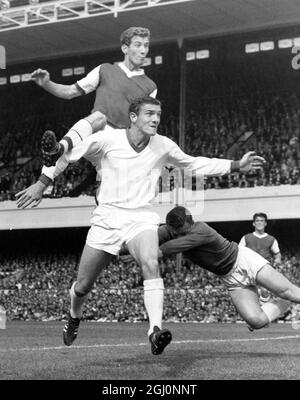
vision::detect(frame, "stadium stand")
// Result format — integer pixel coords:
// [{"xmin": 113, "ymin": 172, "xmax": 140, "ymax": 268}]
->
[
  {"xmin": 1, "ymin": 28, "xmax": 300, "ymax": 328},
  {"xmin": 2, "ymin": 41, "xmax": 300, "ymax": 199},
  {"xmin": 1, "ymin": 221, "xmax": 299, "ymax": 324},
  {"xmin": 1, "ymin": 249, "xmax": 299, "ymax": 323}
]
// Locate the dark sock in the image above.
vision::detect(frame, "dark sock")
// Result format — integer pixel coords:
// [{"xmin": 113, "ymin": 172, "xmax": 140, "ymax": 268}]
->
[
  {"xmin": 74, "ymin": 288, "xmax": 87, "ymax": 298},
  {"xmin": 60, "ymin": 137, "xmax": 73, "ymax": 154},
  {"xmin": 58, "ymin": 144, "xmax": 64, "ymax": 157}
]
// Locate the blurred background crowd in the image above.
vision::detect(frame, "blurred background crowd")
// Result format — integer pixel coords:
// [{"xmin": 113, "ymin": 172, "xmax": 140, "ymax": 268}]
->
[
  {"xmin": 2, "ymin": 46, "xmax": 300, "ymax": 200},
  {"xmin": 1, "ymin": 248, "xmax": 299, "ymax": 324}
]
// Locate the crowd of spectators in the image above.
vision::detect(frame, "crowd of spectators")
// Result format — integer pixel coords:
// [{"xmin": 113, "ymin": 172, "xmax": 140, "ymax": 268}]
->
[
  {"xmin": 184, "ymin": 91, "xmax": 300, "ymax": 189},
  {"xmin": 0, "ymin": 84, "xmax": 93, "ymax": 199},
  {"xmin": 1, "ymin": 249, "xmax": 299, "ymax": 324},
  {"xmin": 183, "ymin": 55, "xmax": 300, "ymax": 188},
  {"xmin": 2, "ymin": 52, "xmax": 300, "ymax": 200}
]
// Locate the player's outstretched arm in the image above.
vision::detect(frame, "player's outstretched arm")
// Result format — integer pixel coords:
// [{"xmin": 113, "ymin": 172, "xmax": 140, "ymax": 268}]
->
[
  {"xmin": 15, "ymin": 179, "xmax": 49, "ymax": 209},
  {"xmin": 165, "ymin": 139, "xmax": 232, "ymax": 176},
  {"xmin": 31, "ymin": 68, "xmax": 82, "ymax": 100},
  {"xmin": 164, "ymin": 137, "xmax": 265, "ymax": 176}
]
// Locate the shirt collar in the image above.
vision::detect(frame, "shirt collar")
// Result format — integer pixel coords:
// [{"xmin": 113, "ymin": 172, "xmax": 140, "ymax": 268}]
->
[
  {"xmin": 253, "ymin": 232, "xmax": 268, "ymax": 238},
  {"xmin": 118, "ymin": 62, "xmax": 144, "ymax": 77}
]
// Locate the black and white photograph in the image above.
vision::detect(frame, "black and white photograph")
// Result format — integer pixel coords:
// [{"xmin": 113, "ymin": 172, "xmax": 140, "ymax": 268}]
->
[{"xmin": 0, "ymin": 0, "xmax": 300, "ymax": 384}]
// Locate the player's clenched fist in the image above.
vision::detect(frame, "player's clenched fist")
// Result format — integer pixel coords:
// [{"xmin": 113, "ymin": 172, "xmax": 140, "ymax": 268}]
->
[{"xmin": 31, "ymin": 68, "xmax": 50, "ymax": 87}]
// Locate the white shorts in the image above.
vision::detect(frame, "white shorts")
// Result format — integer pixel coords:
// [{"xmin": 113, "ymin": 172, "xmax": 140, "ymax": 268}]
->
[
  {"xmin": 221, "ymin": 246, "xmax": 269, "ymax": 291},
  {"xmin": 86, "ymin": 205, "xmax": 160, "ymax": 255}
]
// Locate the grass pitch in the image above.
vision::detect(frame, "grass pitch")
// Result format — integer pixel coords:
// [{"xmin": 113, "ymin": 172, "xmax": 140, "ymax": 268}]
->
[{"xmin": 0, "ymin": 321, "xmax": 299, "ymax": 380}]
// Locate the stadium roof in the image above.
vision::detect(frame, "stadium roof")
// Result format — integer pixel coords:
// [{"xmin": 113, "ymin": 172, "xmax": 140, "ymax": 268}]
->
[{"xmin": 1, "ymin": 0, "xmax": 300, "ymax": 65}]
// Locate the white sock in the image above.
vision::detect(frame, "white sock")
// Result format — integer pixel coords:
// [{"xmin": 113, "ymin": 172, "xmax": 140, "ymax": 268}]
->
[
  {"xmin": 261, "ymin": 298, "xmax": 291, "ymax": 323},
  {"xmin": 69, "ymin": 281, "xmax": 87, "ymax": 319},
  {"xmin": 143, "ymin": 278, "xmax": 164, "ymax": 336},
  {"xmin": 60, "ymin": 119, "xmax": 93, "ymax": 150}
]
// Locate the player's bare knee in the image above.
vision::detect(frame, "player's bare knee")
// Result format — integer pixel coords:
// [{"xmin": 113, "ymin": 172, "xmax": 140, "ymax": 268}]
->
[
  {"xmin": 85, "ymin": 111, "xmax": 107, "ymax": 132},
  {"xmin": 75, "ymin": 279, "xmax": 92, "ymax": 296},
  {"xmin": 141, "ymin": 257, "xmax": 160, "ymax": 280},
  {"xmin": 247, "ymin": 313, "xmax": 269, "ymax": 330}
]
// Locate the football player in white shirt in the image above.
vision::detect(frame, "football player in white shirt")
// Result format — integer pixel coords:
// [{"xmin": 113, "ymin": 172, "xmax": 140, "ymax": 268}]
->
[{"xmin": 16, "ymin": 97, "xmax": 265, "ymax": 355}]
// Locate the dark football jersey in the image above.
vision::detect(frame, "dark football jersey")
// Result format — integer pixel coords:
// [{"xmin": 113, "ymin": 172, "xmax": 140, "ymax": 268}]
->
[{"xmin": 159, "ymin": 221, "xmax": 238, "ymax": 276}]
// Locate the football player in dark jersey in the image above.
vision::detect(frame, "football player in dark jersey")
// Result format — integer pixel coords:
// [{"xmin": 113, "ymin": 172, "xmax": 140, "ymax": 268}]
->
[
  {"xmin": 31, "ymin": 27, "xmax": 156, "ymax": 167},
  {"xmin": 157, "ymin": 206, "xmax": 300, "ymax": 331},
  {"xmin": 240, "ymin": 212, "xmax": 281, "ymax": 303}
]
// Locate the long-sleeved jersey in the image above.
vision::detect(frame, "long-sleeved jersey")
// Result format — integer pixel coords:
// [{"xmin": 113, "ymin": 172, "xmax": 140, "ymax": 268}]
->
[
  {"xmin": 42, "ymin": 128, "xmax": 232, "ymax": 209},
  {"xmin": 159, "ymin": 222, "xmax": 239, "ymax": 276}
]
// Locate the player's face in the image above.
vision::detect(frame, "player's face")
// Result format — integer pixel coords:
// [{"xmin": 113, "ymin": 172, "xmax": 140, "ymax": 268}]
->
[
  {"xmin": 168, "ymin": 222, "xmax": 192, "ymax": 237},
  {"xmin": 253, "ymin": 217, "xmax": 267, "ymax": 232},
  {"xmin": 133, "ymin": 104, "xmax": 161, "ymax": 136},
  {"xmin": 124, "ymin": 36, "xmax": 150, "ymax": 67}
]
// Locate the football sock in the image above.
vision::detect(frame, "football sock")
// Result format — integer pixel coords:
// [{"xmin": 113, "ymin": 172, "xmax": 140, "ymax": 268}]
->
[
  {"xmin": 143, "ymin": 278, "xmax": 164, "ymax": 336},
  {"xmin": 69, "ymin": 281, "xmax": 88, "ymax": 319},
  {"xmin": 59, "ymin": 119, "xmax": 93, "ymax": 153},
  {"xmin": 261, "ymin": 298, "xmax": 291, "ymax": 323}
]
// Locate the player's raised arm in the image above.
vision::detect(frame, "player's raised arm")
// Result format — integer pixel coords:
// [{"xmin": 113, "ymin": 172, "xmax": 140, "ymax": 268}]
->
[
  {"xmin": 31, "ymin": 68, "xmax": 82, "ymax": 100},
  {"xmin": 31, "ymin": 65, "xmax": 101, "ymax": 100}
]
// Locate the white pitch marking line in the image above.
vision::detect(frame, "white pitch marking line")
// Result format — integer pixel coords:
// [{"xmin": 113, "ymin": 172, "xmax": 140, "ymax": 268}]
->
[{"xmin": 0, "ymin": 334, "xmax": 299, "ymax": 353}]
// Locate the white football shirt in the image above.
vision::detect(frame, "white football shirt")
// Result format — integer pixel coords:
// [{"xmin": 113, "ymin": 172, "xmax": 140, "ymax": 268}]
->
[{"xmin": 42, "ymin": 128, "xmax": 232, "ymax": 209}]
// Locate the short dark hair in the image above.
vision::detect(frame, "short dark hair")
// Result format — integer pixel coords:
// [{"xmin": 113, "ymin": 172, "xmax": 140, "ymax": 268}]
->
[
  {"xmin": 129, "ymin": 97, "xmax": 161, "ymax": 116},
  {"xmin": 253, "ymin": 212, "xmax": 268, "ymax": 222},
  {"xmin": 120, "ymin": 27, "xmax": 150, "ymax": 46},
  {"xmin": 166, "ymin": 206, "xmax": 194, "ymax": 229}
]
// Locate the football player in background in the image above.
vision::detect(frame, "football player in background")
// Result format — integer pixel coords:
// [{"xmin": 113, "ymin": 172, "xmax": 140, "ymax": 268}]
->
[{"xmin": 240, "ymin": 213, "xmax": 281, "ymax": 303}]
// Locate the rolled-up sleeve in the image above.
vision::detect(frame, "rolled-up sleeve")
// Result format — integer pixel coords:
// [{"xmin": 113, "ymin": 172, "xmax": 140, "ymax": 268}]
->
[{"xmin": 76, "ymin": 65, "xmax": 101, "ymax": 95}]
